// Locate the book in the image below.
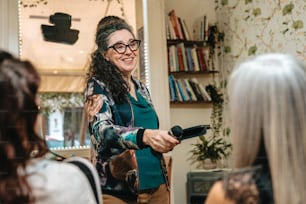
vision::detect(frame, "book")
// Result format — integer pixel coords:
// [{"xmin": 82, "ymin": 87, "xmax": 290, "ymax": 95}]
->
[
  {"xmin": 193, "ymin": 15, "xmax": 207, "ymax": 41},
  {"xmin": 203, "ymin": 15, "xmax": 208, "ymax": 41},
  {"xmin": 191, "ymin": 78, "xmax": 212, "ymax": 102},
  {"xmin": 188, "ymin": 79, "xmax": 204, "ymax": 101},
  {"xmin": 176, "ymin": 44, "xmax": 185, "ymax": 72},
  {"xmin": 168, "ymin": 45, "xmax": 178, "ymax": 72},
  {"xmin": 166, "ymin": 15, "xmax": 177, "ymax": 40},
  {"xmin": 197, "ymin": 47, "xmax": 208, "ymax": 71},
  {"xmin": 178, "ymin": 43, "xmax": 189, "ymax": 71},
  {"xmin": 168, "ymin": 9, "xmax": 184, "ymax": 39},
  {"xmin": 177, "ymin": 78, "xmax": 191, "ymax": 101},
  {"xmin": 178, "ymin": 17, "xmax": 187, "ymax": 40},
  {"xmin": 183, "ymin": 78, "xmax": 197, "ymax": 101},
  {"xmin": 198, "ymin": 83, "xmax": 212, "ymax": 102},
  {"xmin": 174, "ymin": 78, "xmax": 186, "ymax": 102},
  {"xmin": 203, "ymin": 47, "xmax": 210, "ymax": 71},
  {"xmin": 168, "ymin": 75, "xmax": 177, "ymax": 101},
  {"xmin": 182, "ymin": 19, "xmax": 191, "ymax": 41},
  {"xmin": 185, "ymin": 47, "xmax": 194, "ymax": 71},
  {"xmin": 167, "ymin": 47, "xmax": 173, "ymax": 72},
  {"xmin": 191, "ymin": 47, "xmax": 200, "ymax": 71}
]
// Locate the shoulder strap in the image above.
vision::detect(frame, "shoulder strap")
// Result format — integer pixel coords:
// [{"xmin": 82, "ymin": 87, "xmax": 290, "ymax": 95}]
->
[{"xmin": 68, "ymin": 160, "xmax": 100, "ymax": 204}]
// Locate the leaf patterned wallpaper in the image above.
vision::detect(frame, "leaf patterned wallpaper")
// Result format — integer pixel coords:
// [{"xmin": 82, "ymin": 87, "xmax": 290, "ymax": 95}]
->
[{"xmin": 215, "ymin": 0, "xmax": 306, "ymax": 75}]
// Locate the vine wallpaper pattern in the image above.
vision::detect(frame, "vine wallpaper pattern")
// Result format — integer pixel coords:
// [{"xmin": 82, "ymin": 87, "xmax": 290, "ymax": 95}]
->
[
  {"xmin": 212, "ymin": 0, "xmax": 305, "ymax": 147},
  {"xmin": 215, "ymin": 0, "xmax": 306, "ymax": 75}
]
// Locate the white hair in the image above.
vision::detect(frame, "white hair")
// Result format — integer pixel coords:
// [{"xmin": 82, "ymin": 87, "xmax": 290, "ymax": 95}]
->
[{"xmin": 228, "ymin": 53, "xmax": 306, "ymax": 204}]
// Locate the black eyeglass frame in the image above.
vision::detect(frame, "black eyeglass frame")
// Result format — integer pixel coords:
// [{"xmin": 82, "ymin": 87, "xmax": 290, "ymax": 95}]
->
[{"xmin": 108, "ymin": 39, "xmax": 141, "ymax": 54}]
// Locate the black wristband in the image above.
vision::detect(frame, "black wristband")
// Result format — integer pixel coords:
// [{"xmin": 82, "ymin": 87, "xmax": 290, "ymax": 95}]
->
[{"xmin": 136, "ymin": 128, "xmax": 148, "ymax": 148}]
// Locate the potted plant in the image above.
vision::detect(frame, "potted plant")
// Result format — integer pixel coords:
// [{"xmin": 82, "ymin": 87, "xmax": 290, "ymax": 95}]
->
[
  {"xmin": 189, "ymin": 134, "xmax": 231, "ymax": 169},
  {"xmin": 189, "ymin": 25, "xmax": 232, "ymax": 168},
  {"xmin": 189, "ymin": 83, "xmax": 232, "ymax": 169}
]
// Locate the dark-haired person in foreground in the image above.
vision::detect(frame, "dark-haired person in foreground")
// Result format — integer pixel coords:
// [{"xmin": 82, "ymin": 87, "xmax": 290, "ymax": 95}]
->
[{"xmin": 0, "ymin": 50, "xmax": 102, "ymax": 204}]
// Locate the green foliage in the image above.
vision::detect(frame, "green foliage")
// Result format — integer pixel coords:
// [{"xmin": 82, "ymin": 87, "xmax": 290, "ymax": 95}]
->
[
  {"xmin": 248, "ymin": 45, "xmax": 257, "ymax": 56},
  {"xmin": 189, "ymin": 24, "xmax": 231, "ymax": 167},
  {"xmin": 207, "ymin": 24, "xmax": 224, "ymax": 70},
  {"xmin": 252, "ymin": 8, "xmax": 261, "ymax": 17},
  {"xmin": 190, "ymin": 135, "xmax": 231, "ymax": 163},
  {"xmin": 283, "ymin": 3, "xmax": 294, "ymax": 16},
  {"xmin": 292, "ymin": 20, "xmax": 304, "ymax": 30},
  {"xmin": 221, "ymin": 0, "xmax": 228, "ymax": 6},
  {"xmin": 190, "ymin": 83, "xmax": 232, "ymax": 165},
  {"xmin": 39, "ymin": 93, "xmax": 84, "ymax": 115},
  {"xmin": 224, "ymin": 46, "xmax": 231, "ymax": 53}
]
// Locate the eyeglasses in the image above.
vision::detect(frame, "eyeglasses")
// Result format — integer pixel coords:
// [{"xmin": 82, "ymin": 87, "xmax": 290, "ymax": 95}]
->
[{"xmin": 108, "ymin": 39, "xmax": 141, "ymax": 54}]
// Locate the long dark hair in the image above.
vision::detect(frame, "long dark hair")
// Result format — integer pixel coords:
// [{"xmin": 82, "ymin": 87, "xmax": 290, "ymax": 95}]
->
[
  {"xmin": 0, "ymin": 50, "xmax": 48, "ymax": 204},
  {"xmin": 86, "ymin": 16, "xmax": 135, "ymax": 103}
]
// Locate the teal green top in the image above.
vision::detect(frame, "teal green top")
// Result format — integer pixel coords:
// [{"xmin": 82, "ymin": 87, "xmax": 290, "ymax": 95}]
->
[{"xmin": 128, "ymin": 91, "xmax": 164, "ymax": 190}]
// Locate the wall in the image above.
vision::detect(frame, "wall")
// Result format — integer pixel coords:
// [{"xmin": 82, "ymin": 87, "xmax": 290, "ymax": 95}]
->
[
  {"xmin": 0, "ymin": 0, "xmax": 18, "ymax": 55},
  {"xmin": 216, "ymin": 0, "xmax": 306, "ymax": 75},
  {"xmin": 215, "ymin": 0, "xmax": 306, "ymax": 168},
  {"xmin": 143, "ymin": 0, "xmax": 171, "ymax": 131}
]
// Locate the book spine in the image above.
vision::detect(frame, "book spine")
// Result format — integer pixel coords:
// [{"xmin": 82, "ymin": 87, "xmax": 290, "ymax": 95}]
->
[
  {"xmin": 168, "ymin": 10, "xmax": 184, "ymax": 39},
  {"xmin": 168, "ymin": 75, "xmax": 177, "ymax": 101},
  {"xmin": 184, "ymin": 78, "xmax": 197, "ymax": 101},
  {"xmin": 182, "ymin": 19, "xmax": 191, "ymax": 40},
  {"xmin": 176, "ymin": 44, "xmax": 185, "ymax": 72},
  {"xmin": 197, "ymin": 47, "xmax": 208, "ymax": 71},
  {"xmin": 174, "ymin": 78, "xmax": 183, "ymax": 101},
  {"xmin": 191, "ymin": 47, "xmax": 200, "ymax": 72},
  {"xmin": 188, "ymin": 79, "xmax": 204, "ymax": 101},
  {"xmin": 186, "ymin": 47, "xmax": 193, "ymax": 72}
]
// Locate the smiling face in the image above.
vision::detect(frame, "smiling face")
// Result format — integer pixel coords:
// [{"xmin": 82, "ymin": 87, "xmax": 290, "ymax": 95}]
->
[{"xmin": 104, "ymin": 29, "xmax": 139, "ymax": 77}]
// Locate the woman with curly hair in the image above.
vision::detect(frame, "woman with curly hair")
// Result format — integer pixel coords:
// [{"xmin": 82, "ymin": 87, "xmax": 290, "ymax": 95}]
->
[
  {"xmin": 85, "ymin": 16, "xmax": 180, "ymax": 204},
  {"xmin": 0, "ymin": 50, "xmax": 102, "ymax": 204}
]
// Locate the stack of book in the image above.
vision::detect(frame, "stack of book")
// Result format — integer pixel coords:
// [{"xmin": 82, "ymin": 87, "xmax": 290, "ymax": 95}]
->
[
  {"xmin": 166, "ymin": 9, "xmax": 191, "ymax": 40},
  {"xmin": 168, "ymin": 43, "xmax": 209, "ymax": 73},
  {"xmin": 193, "ymin": 15, "xmax": 209, "ymax": 41},
  {"xmin": 168, "ymin": 75, "xmax": 212, "ymax": 103},
  {"xmin": 166, "ymin": 9, "xmax": 208, "ymax": 41}
]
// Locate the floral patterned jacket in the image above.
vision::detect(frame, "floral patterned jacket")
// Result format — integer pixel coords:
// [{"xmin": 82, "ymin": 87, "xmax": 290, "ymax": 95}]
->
[{"xmin": 84, "ymin": 77, "xmax": 167, "ymax": 200}]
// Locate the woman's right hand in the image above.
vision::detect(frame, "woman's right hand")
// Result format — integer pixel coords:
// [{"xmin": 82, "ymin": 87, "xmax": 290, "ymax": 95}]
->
[{"xmin": 143, "ymin": 129, "xmax": 180, "ymax": 153}]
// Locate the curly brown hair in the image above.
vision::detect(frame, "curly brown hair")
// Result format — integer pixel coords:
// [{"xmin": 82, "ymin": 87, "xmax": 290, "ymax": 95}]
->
[
  {"xmin": 0, "ymin": 50, "xmax": 48, "ymax": 204},
  {"xmin": 86, "ymin": 16, "xmax": 135, "ymax": 103}
]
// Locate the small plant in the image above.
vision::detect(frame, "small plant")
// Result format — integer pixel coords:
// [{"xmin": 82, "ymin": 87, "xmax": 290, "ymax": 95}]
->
[
  {"xmin": 189, "ymin": 83, "xmax": 232, "ymax": 167},
  {"xmin": 190, "ymin": 134, "xmax": 231, "ymax": 163},
  {"xmin": 207, "ymin": 24, "xmax": 224, "ymax": 71},
  {"xmin": 189, "ymin": 24, "xmax": 231, "ymax": 168},
  {"xmin": 39, "ymin": 92, "xmax": 84, "ymax": 115}
]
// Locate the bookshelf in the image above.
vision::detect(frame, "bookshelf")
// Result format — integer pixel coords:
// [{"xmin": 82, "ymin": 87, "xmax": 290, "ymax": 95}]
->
[
  {"xmin": 162, "ymin": 2, "xmax": 218, "ymax": 204},
  {"xmin": 166, "ymin": 10, "xmax": 217, "ymax": 105}
]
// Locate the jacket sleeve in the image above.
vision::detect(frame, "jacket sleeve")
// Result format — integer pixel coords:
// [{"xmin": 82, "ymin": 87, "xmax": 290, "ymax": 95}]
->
[{"xmin": 84, "ymin": 78, "xmax": 145, "ymax": 150}]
